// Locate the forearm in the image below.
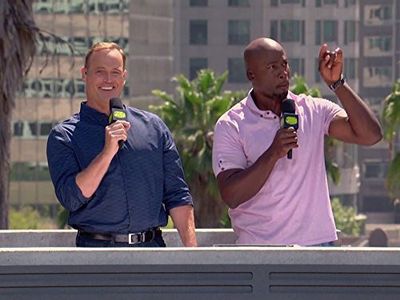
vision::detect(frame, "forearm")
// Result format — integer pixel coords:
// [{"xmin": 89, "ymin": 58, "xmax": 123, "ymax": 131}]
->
[
  {"xmin": 169, "ymin": 205, "xmax": 197, "ymax": 247},
  {"xmin": 75, "ymin": 150, "xmax": 114, "ymax": 198},
  {"xmin": 218, "ymin": 148, "xmax": 280, "ymax": 209},
  {"xmin": 334, "ymin": 83, "xmax": 382, "ymax": 144}
]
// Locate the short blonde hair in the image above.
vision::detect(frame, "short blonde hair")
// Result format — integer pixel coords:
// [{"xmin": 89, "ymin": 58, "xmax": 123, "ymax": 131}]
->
[{"xmin": 84, "ymin": 42, "xmax": 126, "ymax": 69}]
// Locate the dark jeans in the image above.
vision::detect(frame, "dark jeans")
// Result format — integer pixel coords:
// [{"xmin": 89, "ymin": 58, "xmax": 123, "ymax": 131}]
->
[
  {"xmin": 75, "ymin": 231, "xmax": 166, "ymax": 248},
  {"xmin": 309, "ymin": 241, "xmax": 336, "ymax": 247}
]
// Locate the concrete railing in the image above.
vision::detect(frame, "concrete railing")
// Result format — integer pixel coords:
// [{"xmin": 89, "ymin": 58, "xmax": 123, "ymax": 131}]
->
[
  {"xmin": 0, "ymin": 229, "xmax": 236, "ymax": 247},
  {"xmin": 1, "ymin": 230, "xmax": 400, "ymax": 300}
]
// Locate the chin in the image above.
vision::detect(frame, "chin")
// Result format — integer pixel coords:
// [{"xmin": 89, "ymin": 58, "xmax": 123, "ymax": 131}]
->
[{"xmin": 276, "ymin": 90, "xmax": 288, "ymax": 101}]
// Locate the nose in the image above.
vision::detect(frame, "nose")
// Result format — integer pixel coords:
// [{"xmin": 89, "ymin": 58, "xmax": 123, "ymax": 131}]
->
[
  {"xmin": 279, "ymin": 69, "xmax": 289, "ymax": 79},
  {"xmin": 278, "ymin": 64, "xmax": 289, "ymax": 79},
  {"xmin": 104, "ymin": 72, "xmax": 112, "ymax": 82}
]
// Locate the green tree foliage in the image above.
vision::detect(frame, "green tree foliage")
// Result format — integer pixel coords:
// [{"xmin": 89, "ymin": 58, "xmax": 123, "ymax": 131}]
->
[
  {"xmin": 151, "ymin": 69, "xmax": 245, "ymax": 227},
  {"xmin": 9, "ymin": 206, "xmax": 56, "ymax": 229},
  {"xmin": 382, "ymin": 81, "xmax": 400, "ymax": 199},
  {"xmin": 331, "ymin": 198, "xmax": 365, "ymax": 236}
]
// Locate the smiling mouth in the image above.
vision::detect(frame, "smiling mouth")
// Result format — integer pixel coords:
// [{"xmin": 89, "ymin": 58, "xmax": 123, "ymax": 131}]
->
[{"xmin": 100, "ymin": 86, "xmax": 114, "ymax": 91}]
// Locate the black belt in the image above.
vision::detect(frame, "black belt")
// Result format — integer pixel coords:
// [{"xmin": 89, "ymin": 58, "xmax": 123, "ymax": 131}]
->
[{"xmin": 78, "ymin": 228, "xmax": 161, "ymax": 245}]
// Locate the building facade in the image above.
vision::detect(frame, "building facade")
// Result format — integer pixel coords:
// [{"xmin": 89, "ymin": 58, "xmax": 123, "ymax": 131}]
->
[{"xmin": 11, "ymin": 0, "xmax": 393, "ymax": 221}]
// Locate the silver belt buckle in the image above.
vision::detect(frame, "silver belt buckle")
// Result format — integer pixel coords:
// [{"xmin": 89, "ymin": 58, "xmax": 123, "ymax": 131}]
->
[{"xmin": 128, "ymin": 233, "xmax": 140, "ymax": 245}]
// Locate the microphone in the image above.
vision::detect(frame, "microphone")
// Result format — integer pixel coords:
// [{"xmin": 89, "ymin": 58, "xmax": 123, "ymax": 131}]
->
[
  {"xmin": 108, "ymin": 97, "xmax": 127, "ymax": 149},
  {"xmin": 281, "ymin": 98, "xmax": 299, "ymax": 159}
]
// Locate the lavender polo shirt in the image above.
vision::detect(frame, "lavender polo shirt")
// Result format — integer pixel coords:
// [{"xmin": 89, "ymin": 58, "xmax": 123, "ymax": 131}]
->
[{"xmin": 212, "ymin": 91, "xmax": 345, "ymax": 246}]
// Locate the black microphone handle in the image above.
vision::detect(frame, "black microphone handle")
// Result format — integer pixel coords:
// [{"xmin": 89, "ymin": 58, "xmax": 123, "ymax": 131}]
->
[
  {"xmin": 118, "ymin": 139, "xmax": 124, "ymax": 149},
  {"xmin": 287, "ymin": 149, "xmax": 292, "ymax": 159}
]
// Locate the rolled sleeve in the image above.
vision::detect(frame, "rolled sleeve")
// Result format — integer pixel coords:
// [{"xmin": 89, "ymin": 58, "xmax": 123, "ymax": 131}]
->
[
  {"xmin": 161, "ymin": 123, "xmax": 193, "ymax": 211},
  {"xmin": 212, "ymin": 117, "xmax": 247, "ymax": 177},
  {"xmin": 47, "ymin": 127, "xmax": 89, "ymax": 212}
]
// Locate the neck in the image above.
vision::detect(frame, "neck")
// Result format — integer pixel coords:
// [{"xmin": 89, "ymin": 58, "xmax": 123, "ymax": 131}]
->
[
  {"xmin": 251, "ymin": 90, "xmax": 283, "ymax": 115},
  {"xmin": 86, "ymin": 99, "xmax": 109, "ymax": 115}
]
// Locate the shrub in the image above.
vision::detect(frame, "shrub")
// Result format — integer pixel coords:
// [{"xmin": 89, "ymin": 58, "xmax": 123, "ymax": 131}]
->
[{"xmin": 331, "ymin": 198, "xmax": 366, "ymax": 236}]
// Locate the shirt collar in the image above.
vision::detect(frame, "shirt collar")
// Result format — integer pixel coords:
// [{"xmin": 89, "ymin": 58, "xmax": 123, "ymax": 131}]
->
[
  {"xmin": 244, "ymin": 89, "xmax": 298, "ymax": 119},
  {"xmin": 79, "ymin": 101, "xmax": 109, "ymax": 126}
]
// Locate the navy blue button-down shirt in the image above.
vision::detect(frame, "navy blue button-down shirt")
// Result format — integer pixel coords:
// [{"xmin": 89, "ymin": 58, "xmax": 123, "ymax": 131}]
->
[{"xmin": 47, "ymin": 102, "xmax": 192, "ymax": 234}]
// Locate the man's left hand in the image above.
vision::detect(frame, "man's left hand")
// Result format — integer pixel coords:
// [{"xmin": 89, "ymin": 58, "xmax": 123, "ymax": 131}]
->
[{"xmin": 318, "ymin": 44, "xmax": 343, "ymax": 86}]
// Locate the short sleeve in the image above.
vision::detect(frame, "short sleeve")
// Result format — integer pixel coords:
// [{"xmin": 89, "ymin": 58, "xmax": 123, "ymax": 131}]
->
[
  {"xmin": 317, "ymin": 98, "xmax": 347, "ymax": 136},
  {"xmin": 212, "ymin": 117, "xmax": 247, "ymax": 177}
]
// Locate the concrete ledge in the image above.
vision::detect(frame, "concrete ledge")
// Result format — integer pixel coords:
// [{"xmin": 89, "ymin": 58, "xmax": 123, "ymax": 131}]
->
[
  {"xmin": 1, "ymin": 246, "xmax": 400, "ymax": 266},
  {"xmin": 2, "ymin": 231, "xmax": 400, "ymax": 299},
  {"xmin": 0, "ymin": 229, "xmax": 237, "ymax": 247}
]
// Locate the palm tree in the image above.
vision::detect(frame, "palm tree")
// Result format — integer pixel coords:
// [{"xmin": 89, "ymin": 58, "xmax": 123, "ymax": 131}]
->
[
  {"xmin": 382, "ymin": 80, "xmax": 400, "ymax": 199},
  {"xmin": 151, "ymin": 69, "xmax": 245, "ymax": 227},
  {"xmin": 0, "ymin": 0, "xmax": 39, "ymax": 228}
]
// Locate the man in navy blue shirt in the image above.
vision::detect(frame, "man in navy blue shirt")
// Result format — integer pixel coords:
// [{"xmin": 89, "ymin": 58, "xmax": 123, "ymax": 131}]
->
[{"xmin": 47, "ymin": 42, "xmax": 197, "ymax": 247}]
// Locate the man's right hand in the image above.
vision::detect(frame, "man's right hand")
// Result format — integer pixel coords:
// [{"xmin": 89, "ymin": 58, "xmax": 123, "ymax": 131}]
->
[
  {"xmin": 269, "ymin": 127, "xmax": 298, "ymax": 159},
  {"xmin": 104, "ymin": 120, "xmax": 131, "ymax": 156}
]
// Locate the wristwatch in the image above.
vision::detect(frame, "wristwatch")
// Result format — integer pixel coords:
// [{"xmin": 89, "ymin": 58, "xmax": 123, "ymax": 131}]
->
[{"xmin": 328, "ymin": 74, "xmax": 346, "ymax": 91}]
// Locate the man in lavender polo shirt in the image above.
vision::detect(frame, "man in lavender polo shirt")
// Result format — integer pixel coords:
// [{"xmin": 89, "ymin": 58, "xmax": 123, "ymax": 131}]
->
[{"xmin": 212, "ymin": 38, "xmax": 382, "ymax": 246}]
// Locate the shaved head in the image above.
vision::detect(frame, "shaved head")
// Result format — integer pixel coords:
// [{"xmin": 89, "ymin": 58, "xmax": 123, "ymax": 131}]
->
[
  {"xmin": 244, "ymin": 38, "xmax": 285, "ymax": 71},
  {"xmin": 242, "ymin": 37, "xmax": 290, "ymax": 105}
]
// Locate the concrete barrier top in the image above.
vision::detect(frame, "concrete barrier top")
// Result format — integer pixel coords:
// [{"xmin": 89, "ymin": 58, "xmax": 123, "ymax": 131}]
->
[{"xmin": 1, "ymin": 246, "xmax": 400, "ymax": 266}]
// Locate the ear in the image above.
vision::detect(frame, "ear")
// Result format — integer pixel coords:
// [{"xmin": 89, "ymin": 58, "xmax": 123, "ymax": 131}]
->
[
  {"xmin": 123, "ymin": 70, "xmax": 128, "ymax": 84},
  {"xmin": 246, "ymin": 70, "xmax": 255, "ymax": 81},
  {"xmin": 81, "ymin": 67, "xmax": 87, "ymax": 80}
]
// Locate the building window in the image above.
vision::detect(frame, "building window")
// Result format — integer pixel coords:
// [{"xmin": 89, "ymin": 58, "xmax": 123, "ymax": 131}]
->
[
  {"xmin": 316, "ymin": 20, "xmax": 337, "ymax": 45},
  {"xmin": 363, "ymin": 66, "xmax": 392, "ymax": 87},
  {"xmin": 365, "ymin": 36, "xmax": 392, "ymax": 56},
  {"xmin": 10, "ymin": 162, "xmax": 51, "ymax": 181},
  {"xmin": 271, "ymin": 20, "xmax": 305, "ymax": 44},
  {"xmin": 344, "ymin": 58, "xmax": 356, "ymax": 80},
  {"xmin": 21, "ymin": 78, "xmax": 88, "ymax": 99},
  {"xmin": 365, "ymin": 5, "xmax": 392, "ymax": 26},
  {"xmin": 316, "ymin": 0, "xmax": 337, "ymax": 6},
  {"xmin": 364, "ymin": 161, "xmax": 388, "ymax": 179},
  {"xmin": 289, "ymin": 58, "xmax": 305, "ymax": 76},
  {"xmin": 344, "ymin": 21, "xmax": 356, "ymax": 45},
  {"xmin": 34, "ymin": 0, "xmax": 130, "ymax": 15},
  {"xmin": 13, "ymin": 121, "xmax": 24, "ymax": 137},
  {"xmin": 281, "ymin": 0, "xmax": 302, "ymax": 4},
  {"xmin": 228, "ymin": 20, "xmax": 250, "ymax": 45},
  {"xmin": 189, "ymin": 58, "xmax": 208, "ymax": 80},
  {"xmin": 362, "ymin": 196, "xmax": 392, "ymax": 212},
  {"xmin": 40, "ymin": 122, "xmax": 53, "ymax": 136},
  {"xmin": 272, "ymin": 0, "xmax": 305, "ymax": 4},
  {"xmin": 270, "ymin": 20, "xmax": 278, "ymax": 40},
  {"xmin": 315, "ymin": 58, "xmax": 321, "ymax": 83},
  {"xmin": 280, "ymin": 20, "xmax": 305, "ymax": 44},
  {"xmin": 228, "ymin": 0, "xmax": 250, "ymax": 7},
  {"xmin": 190, "ymin": 0, "xmax": 208, "ymax": 7},
  {"xmin": 228, "ymin": 58, "xmax": 247, "ymax": 83},
  {"xmin": 13, "ymin": 120, "xmax": 55, "ymax": 138},
  {"xmin": 190, "ymin": 20, "xmax": 208, "ymax": 45},
  {"xmin": 345, "ymin": 0, "xmax": 356, "ymax": 7}
]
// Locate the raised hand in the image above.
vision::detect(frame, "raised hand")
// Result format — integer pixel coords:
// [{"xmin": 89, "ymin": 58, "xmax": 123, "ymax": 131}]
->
[{"xmin": 318, "ymin": 43, "xmax": 343, "ymax": 85}]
